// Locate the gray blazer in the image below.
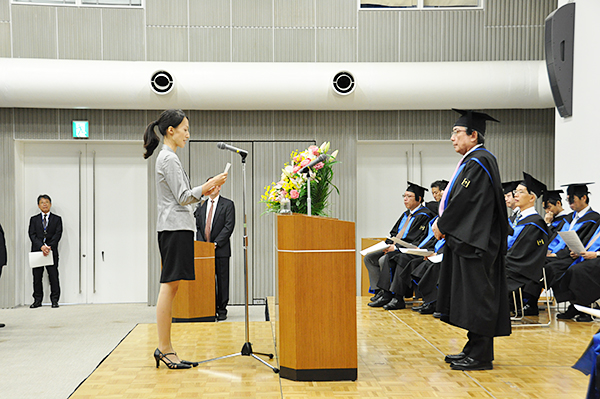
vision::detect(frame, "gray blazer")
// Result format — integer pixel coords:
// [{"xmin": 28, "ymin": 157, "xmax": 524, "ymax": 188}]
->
[{"xmin": 155, "ymin": 145, "xmax": 203, "ymax": 232}]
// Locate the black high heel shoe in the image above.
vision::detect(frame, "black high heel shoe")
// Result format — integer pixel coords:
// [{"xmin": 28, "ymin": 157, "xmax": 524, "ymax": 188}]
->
[
  {"xmin": 154, "ymin": 348, "xmax": 192, "ymax": 369},
  {"xmin": 180, "ymin": 359, "xmax": 199, "ymax": 367}
]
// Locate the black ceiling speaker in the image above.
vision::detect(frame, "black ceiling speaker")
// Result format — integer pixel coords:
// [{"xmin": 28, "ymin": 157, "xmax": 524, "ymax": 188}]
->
[
  {"xmin": 545, "ymin": 3, "xmax": 575, "ymax": 117},
  {"xmin": 150, "ymin": 70, "xmax": 174, "ymax": 95},
  {"xmin": 332, "ymin": 71, "xmax": 355, "ymax": 95}
]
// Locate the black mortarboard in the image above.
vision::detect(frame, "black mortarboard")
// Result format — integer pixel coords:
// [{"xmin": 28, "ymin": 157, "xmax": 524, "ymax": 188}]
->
[
  {"xmin": 522, "ymin": 172, "xmax": 547, "ymax": 198},
  {"xmin": 406, "ymin": 181, "xmax": 428, "ymax": 200},
  {"xmin": 542, "ymin": 189, "xmax": 564, "ymax": 204},
  {"xmin": 502, "ymin": 181, "xmax": 520, "ymax": 195},
  {"xmin": 452, "ymin": 109, "xmax": 500, "ymax": 135},
  {"xmin": 561, "ymin": 182, "xmax": 594, "ymax": 198}
]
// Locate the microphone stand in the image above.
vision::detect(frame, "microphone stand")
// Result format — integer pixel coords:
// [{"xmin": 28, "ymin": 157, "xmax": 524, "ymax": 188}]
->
[
  {"xmin": 303, "ymin": 169, "xmax": 312, "ymax": 216},
  {"xmin": 197, "ymin": 151, "xmax": 279, "ymax": 373}
]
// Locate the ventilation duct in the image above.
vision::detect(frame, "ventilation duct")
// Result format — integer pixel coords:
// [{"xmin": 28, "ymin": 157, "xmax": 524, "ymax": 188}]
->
[
  {"xmin": 0, "ymin": 59, "xmax": 553, "ymax": 110},
  {"xmin": 150, "ymin": 70, "xmax": 174, "ymax": 95}
]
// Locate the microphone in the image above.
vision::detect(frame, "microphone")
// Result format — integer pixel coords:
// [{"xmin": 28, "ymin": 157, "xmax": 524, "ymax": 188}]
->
[
  {"xmin": 217, "ymin": 142, "xmax": 248, "ymax": 157},
  {"xmin": 299, "ymin": 154, "xmax": 329, "ymax": 174}
]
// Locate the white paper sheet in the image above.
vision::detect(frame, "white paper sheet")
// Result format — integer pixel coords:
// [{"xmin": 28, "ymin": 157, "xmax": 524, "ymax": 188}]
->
[
  {"xmin": 224, "ymin": 162, "xmax": 231, "ymax": 174},
  {"xmin": 558, "ymin": 230, "xmax": 586, "ymax": 254},
  {"xmin": 29, "ymin": 250, "xmax": 54, "ymax": 268},
  {"xmin": 399, "ymin": 248, "xmax": 434, "ymax": 257},
  {"xmin": 360, "ymin": 241, "xmax": 389, "ymax": 256},
  {"xmin": 389, "ymin": 236, "xmax": 417, "ymax": 249},
  {"xmin": 427, "ymin": 254, "xmax": 444, "ymax": 264}
]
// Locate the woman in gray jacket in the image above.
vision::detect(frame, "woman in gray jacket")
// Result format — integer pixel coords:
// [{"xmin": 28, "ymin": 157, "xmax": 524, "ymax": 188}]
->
[{"xmin": 143, "ymin": 109, "xmax": 227, "ymax": 369}]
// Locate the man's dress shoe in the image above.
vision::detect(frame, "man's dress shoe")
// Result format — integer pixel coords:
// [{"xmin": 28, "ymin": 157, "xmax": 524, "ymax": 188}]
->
[
  {"xmin": 433, "ymin": 312, "xmax": 441, "ymax": 318},
  {"xmin": 30, "ymin": 302, "xmax": 41, "ymax": 309},
  {"xmin": 411, "ymin": 304, "xmax": 424, "ymax": 312},
  {"xmin": 575, "ymin": 313, "xmax": 593, "ymax": 322},
  {"xmin": 514, "ymin": 303, "xmax": 538, "ymax": 317},
  {"xmin": 368, "ymin": 294, "xmax": 393, "ymax": 308},
  {"xmin": 52, "ymin": 302, "xmax": 59, "ymax": 308},
  {"xmin": 556, "ymin": 304, "xmax": 578, "ymax": 320},
  {"xmin": 419, "ymin": 302, "xmax": 436, "ymax": 315},
  {"xmin": 450, "ymin": 356, "xmax": 493, "ymax": 371},
  {"xmin": 370, "ymin": 290, "xmax": 383, "ymax": 302},
  {"xmin": 444, "ymin": 352, "xmax": 466, "ymax": 364},
  {"xmin": 383, "ymin": 298, "xmax": 405, "ymax": 310},
  {"xmin": 217, "ymin": 313, "xmax": 227, "ymax": 321}
]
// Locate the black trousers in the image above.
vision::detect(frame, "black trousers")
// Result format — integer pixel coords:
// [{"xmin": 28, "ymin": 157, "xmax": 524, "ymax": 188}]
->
[
  {"xmin": 32, "ymin": 262, "xmax": 60, "ymax": 303},
  {"xmin": 215, "ymin": 256, "xmax": 230, "ymax": 316},
  {"xmin": 462, "ymin": 331, "xmax": 494, "ymax": 362}
]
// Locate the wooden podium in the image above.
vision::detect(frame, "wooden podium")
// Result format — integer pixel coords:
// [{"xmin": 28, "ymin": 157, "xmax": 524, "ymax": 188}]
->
[
  {"xmin": 277, "ymin": 214, "xmax": 357, "ymax": 381},
  {"xmin": 172, "ymin": 241, "xmax": 216, "ymax": 323}
]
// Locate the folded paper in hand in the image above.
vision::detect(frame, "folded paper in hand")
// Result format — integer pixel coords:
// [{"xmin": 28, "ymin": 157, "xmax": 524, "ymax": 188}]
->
[
  {"xmin": 389, "ymin": 236, "xmax": 417, "ymax": 249},
  {"xmin": 359, "ymin": 241, "xmax": 389, "ymax": 257},
  {"xmin": 29, "ymin": 251, "xmax": 54, "ymax": 268},
  {"xmin": 399, "ymin": 248, "xmax": 434, "ymax": 257}
]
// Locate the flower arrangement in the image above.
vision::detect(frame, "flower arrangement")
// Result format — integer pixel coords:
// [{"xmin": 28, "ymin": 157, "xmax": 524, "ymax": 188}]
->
[{"xmin": 261, "ymin": 142, "xmax": 339, "ymax": 216}]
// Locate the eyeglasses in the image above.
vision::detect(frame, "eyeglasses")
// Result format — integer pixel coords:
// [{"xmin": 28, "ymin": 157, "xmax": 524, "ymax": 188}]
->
[
  {"xmin": 451, "ymin": 129, "xmax": 467, "ymax": 138},
  {"xmin": 403, "ymin": 194, "xmax": 415, "ymax": 199}
]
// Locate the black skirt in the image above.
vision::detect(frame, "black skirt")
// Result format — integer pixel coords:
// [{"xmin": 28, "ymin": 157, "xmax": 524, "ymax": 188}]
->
[{"xmin": 158, "ymin": 230, "xmax": 195, "ymax": 283}]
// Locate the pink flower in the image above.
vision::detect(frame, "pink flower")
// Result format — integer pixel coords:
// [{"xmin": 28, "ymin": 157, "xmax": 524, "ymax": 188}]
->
[
  {"xmin": 300, "ymin": 158, "xmax": 310, "ymax": 168},
  {"xmin": 314, "ymin": 162, "xmax": 324, "ymax": 170},
  {"xmin": 292, "ymin": 165, "xmax": 301, "ymax": 174},
  {"xmin": 308, "ymin": 145, "xmax": 319, "ymax": 156},
  {"xmin": 290, "ymin": 190, "xmax": 299, "ymax": 199}
]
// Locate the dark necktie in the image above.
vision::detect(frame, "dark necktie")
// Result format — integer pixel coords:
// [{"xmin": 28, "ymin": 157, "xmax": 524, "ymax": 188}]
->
[
  {"xmin": 43, "ymin": 214, "xmax": 48, "ymax": 230},
  {"xmin": 205, "ymin": 200, "xmax": 215, "ymax": 242}
]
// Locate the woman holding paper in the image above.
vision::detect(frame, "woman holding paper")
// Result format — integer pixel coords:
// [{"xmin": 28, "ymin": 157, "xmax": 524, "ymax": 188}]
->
[{"xmin": 143, "ymin": 109, "xmax": 227, "ymax": 369}]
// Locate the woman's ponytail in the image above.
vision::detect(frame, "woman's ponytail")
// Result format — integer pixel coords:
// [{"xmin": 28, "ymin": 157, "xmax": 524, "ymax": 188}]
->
[{"xmin": 143, "ymin": 121, "xmax": 160, "ymax": 159}]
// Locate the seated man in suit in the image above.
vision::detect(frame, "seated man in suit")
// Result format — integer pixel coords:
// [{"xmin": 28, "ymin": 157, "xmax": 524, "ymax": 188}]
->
[
  {"xmin": 29, "ymin": 194, "xmax": 63, "ymax": 308},
  {"xmin": 503, "ymin": 181, "xmax": 520, "ymax": 227},
  {"xmin": 368, "ymin": 182, "xmax": 435, "ymax": 308},
  {"xmin": 195, "ymin": 180, "xmax": 235, "ymax": 321},
  {"xmin": 543, "ymin": 189, "xmax": 570, "ymax": 242},
  {"xmin": 425, "ymin": 180, "xmax": 448, "ymax": 216},
  {"xmin": 505, "ymin": 173, "xmax": 549, "ymax": 317}
]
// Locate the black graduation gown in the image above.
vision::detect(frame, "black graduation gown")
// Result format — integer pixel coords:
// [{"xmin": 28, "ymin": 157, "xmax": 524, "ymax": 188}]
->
[
  {"xmin": 546, "ymin": 209, "xmax": 600, "ymax": 287},
  {"xmin": 547, "ymin": 213, "xmax": 570, "ymax": 243},
  {"xmin": 385, "ymin": 206, "xmax": 435, "ymax": 246},
  {"xmin": 557, "ymin": 257, "xmax": 600, "ymax": 305},
  {"xmin": 505, "ymin": 213, "xmax": 549, "ymax": 294},
  {"xmin": 436, "ymin": 146, "xmax": 511, "ymax": 338}
]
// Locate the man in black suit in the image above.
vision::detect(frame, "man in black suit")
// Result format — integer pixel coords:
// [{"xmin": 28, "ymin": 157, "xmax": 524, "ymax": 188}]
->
[
  {"xmin": 195, "ymin": 181, "xmax": 235, "ymax": 321},
  {"xmin": 28, "ymin": 194, "xmax": 63, "ymax": 308},
  {"xmin": 0, "ymin": 221, "xmax": 7, "ymax": 327}
]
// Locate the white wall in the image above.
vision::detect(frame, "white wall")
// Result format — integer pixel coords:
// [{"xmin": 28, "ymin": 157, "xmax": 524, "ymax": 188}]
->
[{"xmin": 554, "ymin": 1, "xmax": 600, "ymax": 199}]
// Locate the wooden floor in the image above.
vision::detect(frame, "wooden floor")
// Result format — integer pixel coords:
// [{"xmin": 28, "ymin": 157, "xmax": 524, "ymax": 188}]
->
[{"xmin": 71, "ymin": 297, "xmax": 593, "ymax": 399}]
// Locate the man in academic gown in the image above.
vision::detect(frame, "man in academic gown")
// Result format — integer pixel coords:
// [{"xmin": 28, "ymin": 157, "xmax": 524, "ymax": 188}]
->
[
  {"xmin": 432, "ymin": 109, "xmax": 510, "ymax": 371},
  {"xmin": 367, "ymin": 182, "xmax": 436, "ymax": 308},
  {"xmin": 543, "ymin": 189, "xmax": 570, "ymax": 242},
  {"xmin": 550, "ymin": 220, "xmax": 600, "ymax": 322},
  {"xmin": 503, "ymin": 181, "xmax": 520, "ymax": 228},
  {"xmin": 505, "ymin": 173, "xmax": 549, "ymax": 317},
  {"xmin": 425, "ymin": 180, "xmax": 448, "ymax": 216},
  {"xmin": 376, "ymin": 215, "xmax": 439, "ymax": 310},
  {"xmin": 544, "ymin": 183, "xmax": 600, "ymax": 292}
]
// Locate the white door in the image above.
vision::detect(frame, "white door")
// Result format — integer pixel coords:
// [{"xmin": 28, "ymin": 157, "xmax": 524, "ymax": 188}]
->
[{"xmin": 22, "ymin": 142, "xmax": 148, "ymax": 304}]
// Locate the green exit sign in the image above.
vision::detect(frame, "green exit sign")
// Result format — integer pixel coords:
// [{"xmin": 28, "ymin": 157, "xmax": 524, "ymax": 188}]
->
[{"xmin": 73, "ymin": 120, "xmax": 89, "ymax": 139}]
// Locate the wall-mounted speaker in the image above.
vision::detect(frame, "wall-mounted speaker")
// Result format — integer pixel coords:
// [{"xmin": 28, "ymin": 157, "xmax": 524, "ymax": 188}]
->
[
  {"xmin": 332, "ymin": 71, "xmax": 355, "ymax": 95},
  {"xmin": 545, "ymin": 3, "xmax": 575, "ymax": 118},
  {"xmin": 150, "ymin": 70, "xmax": 174, "ymax": 95}
]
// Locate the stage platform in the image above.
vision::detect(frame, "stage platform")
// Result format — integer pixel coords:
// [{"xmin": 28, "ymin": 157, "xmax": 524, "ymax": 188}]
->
[{"xmin": 71, "ymin": 297, "xmax": 592, "ymax": 398}]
